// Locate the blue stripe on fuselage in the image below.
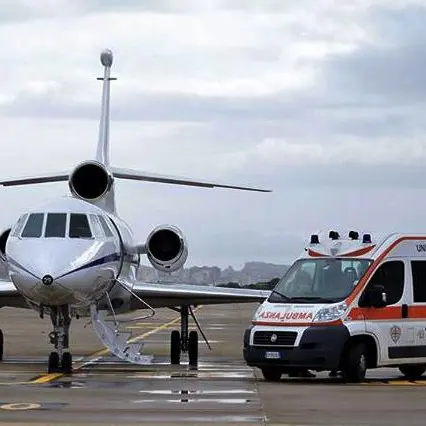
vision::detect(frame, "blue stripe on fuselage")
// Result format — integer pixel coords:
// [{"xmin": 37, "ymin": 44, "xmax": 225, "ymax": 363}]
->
[{"xmin": 57, "ymin": 252, "xmax": 121, "ymax": 278}]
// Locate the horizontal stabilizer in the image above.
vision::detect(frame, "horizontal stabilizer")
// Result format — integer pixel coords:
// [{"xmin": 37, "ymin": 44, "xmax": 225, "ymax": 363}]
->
[
  {"xmin": 0, "ymin": 167, "xmax": 272, "ymax": 193},
  {"xmin": 0, "ymin": 171, "xmax": 69, "ymax": 187},
  {"xmin": 111, "ymin": 167, "xmax": 271, "ymax": 192}
]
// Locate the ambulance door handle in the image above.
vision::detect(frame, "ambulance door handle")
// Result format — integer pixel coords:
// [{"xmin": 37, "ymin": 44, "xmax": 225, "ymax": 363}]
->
[{"xmin": 401, "ymin": 304, "xmax": 408, "ymax": 319}]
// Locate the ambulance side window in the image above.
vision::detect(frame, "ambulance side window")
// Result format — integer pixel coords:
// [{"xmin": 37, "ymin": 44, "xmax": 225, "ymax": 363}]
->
[
  {"xmin": 411, "ymin": 261, "xmax": 426, "ymax": 302},
  {"xmin": 362, "ymin": 261, "xmax": 404, "ymax": 306}
]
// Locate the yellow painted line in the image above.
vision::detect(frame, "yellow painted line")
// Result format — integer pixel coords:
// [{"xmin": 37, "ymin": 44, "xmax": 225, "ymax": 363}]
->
[
  {"xmin": 30, "ymin": 372, "xmax": 63, "ymax": 384},
  {"xmin": 29, "ymin": 306, "xmax": 202, "ymax": 384},
  {"xmin": 124, "ymin": 325, "xmax": 165, "ymax": 330},
  {"xmin": 362, "ymin": 380, "xmax": 426, "ymax": 386}
]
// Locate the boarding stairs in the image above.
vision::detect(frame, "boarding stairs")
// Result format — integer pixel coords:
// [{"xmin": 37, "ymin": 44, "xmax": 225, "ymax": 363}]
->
[{"xmin": 90, "ymin": 304, "xmax": 153, "ymax": 365}]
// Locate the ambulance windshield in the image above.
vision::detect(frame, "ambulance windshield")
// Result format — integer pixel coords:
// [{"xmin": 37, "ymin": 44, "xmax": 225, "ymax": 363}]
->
[{"xmin": 270, "ymin": 258, "xmax": 372, "ymax": 303}]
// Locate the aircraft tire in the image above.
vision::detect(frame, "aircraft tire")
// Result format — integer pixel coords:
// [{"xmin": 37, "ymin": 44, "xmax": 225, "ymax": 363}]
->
[
  {"xmin": 170, "ymin": 330, "xmax": 181, "ymax": 365},
  {"xmin": 62, "ymin": 352, "xmax": 73, "ymax": 374},
  {"xmin": 48, "ymin": 352, "xmax": 60, "ymax": 374},
  {"xmin": 0, "ymin": 329, "xmax": 3, "ymax": 361},
  {"xmin": 188, "ymin": 330, "xmax": 198, "ymax": 367}
]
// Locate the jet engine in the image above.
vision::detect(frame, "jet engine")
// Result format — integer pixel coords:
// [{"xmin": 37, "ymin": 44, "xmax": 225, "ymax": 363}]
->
[
  {"xmin": 145, "ymin": 225, "xmax": 188, "ymax": 273},
  {"xmin": 68, "ymin": 160, "xmax": 114, "ymax": 201},
  {"xmin": 0, "ymin": 227, "xmax": 11, "ymax": 261}
]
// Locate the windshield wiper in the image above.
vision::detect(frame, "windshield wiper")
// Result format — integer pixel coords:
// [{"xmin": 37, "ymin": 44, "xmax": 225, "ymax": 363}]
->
[{"xmin": 287, "ymin": 296, "xmax": 338, "ymax": 303}]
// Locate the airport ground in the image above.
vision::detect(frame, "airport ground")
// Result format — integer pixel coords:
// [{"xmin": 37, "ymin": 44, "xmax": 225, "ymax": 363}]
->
[{"xmin": 0, "ymin": 303, "xmax": 425, "ymax": 425}]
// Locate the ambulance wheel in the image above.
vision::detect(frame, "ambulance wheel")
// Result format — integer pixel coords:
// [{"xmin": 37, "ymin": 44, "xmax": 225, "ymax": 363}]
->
[
  {"xmin": 398, "ymin": 364, "xmax": 426, "ymax": 379},
  {"xmin": 343, "ymin": 342, "xmax": 368, "ymax": 383},
  {"xmin": 261, "ymin": 368, "xmax": 282, "ymax": 382},
  {"xmin": 0, "ymin": 329, "xmax": 3, "ymax": 361},
  {"xmin": 170, "ymin": 330, "xmax": 181, "ymax": 365},
  {"xmin": 188, "ymin": 331, "xmax": 198, "ymax": 368},
  {"xmin": 48, "ymin": 352, "xmax": 60, "ymax": 374}
]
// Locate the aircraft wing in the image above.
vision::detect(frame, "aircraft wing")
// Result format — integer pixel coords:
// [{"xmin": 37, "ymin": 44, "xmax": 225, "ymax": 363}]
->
[
  {"xmin": 130, "ymin": 281, "xmax": 270, "ymax": 309},
  {"xmin": 0, "ymin": 280, "xmax": 27, "ymax": 308}
]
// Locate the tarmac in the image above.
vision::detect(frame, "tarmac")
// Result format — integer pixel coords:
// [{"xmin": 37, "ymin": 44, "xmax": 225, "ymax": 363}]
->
[{"xmin": 0, "ymin": 302, "xmax": 426, "ymax": 425}]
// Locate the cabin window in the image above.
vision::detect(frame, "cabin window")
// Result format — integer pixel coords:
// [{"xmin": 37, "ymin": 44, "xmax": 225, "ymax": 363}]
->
[
  {"xmin": 89, "ymin": 214, "xmax": 104, "ymax": 238},
  {"xmin": 69, "ymin": 214, "xmax": 92, "ymax": 239},
  {"xmin": 21, "ymin": 213, "xmax": 44, "ymax": 238},
  {"xmin": 411, "ymin": 261, "xmax": 426, "ymax": 302},
  {"xmin": 361, "ymin": 260, "xmax": 404, "ymax": 306},
  {"xmin": 45, "ymin": 213, "xmax": 67, "ymax": 238},
  {"xmin": 98, "ymin": 215, "xmax": 114, "ymax": 237}
]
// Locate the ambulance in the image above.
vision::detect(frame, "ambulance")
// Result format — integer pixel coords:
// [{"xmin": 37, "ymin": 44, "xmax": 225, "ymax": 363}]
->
[{"xmin": 243, "ymin": 231, "xmax": 426, "ymax": 382}]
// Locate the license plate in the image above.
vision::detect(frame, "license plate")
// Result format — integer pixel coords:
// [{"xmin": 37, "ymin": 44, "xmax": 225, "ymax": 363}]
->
[{"xmin": 265, "ymin": 351, "xmax": 281, "ymax": 359}]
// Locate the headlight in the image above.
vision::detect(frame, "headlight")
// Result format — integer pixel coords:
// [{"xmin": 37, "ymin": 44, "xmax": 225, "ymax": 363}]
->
[{"xmin": 313, "ymin": 302, "xmax": 348, "ymax": 323}]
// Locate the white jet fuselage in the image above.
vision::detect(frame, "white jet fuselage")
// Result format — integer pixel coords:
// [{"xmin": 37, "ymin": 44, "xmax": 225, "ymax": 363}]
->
[{"xmin": 6, "ymin": 196, "xmax": 139, "ymax": 309}]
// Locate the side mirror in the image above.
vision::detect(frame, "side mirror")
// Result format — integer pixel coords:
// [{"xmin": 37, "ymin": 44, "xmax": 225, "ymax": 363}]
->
[{"xmin": 361, "ymin": 285, "xmax": 387, "ymax": 308}]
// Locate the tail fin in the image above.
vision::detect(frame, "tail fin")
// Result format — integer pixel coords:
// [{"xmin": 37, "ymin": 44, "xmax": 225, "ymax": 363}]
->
[
  {"xmin": 0, "ymin": 49, "xmax": 272, "ymax": 194},
  {"xmin": 95, "ymin": 49, "xmax": 117, "ymax": 167}
]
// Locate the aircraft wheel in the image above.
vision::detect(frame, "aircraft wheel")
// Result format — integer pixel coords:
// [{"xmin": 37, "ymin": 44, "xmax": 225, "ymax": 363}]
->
[
  {"xmin": 62, "ymin": 352, "xmax": 73, "ymax": 374},
  {"xmin": 170, "ymin": 330, "xmax": 181, "ymax": 365},
  {"xmin": 0, "ymin": 329, "xmax": 3, "ymax": 361},
  {"xmin": 188, "ymin": 330, "xmax": 198, "ymax": 368},
  {"xmin": 48, "ymin": 352, "xmax": 60, "ymax": 374}
]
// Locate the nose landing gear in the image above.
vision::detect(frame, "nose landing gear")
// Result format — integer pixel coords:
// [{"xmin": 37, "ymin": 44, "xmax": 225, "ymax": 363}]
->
[{"xmin": 48, "ymin": 305, "xmax": 72, "ymax": 374}]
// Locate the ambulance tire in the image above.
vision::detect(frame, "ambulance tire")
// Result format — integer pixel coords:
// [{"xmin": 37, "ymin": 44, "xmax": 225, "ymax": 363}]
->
[
  {"xmin": 261, "ymin": 368, "xmax": 282, "ymax": 382},
  {"xmin": 343, "ymin": 342, "xmax": 368, "ymax": 383},
  {"xmin": 398, "ymin": 365, "xmax": 426, "ymax": 379}
]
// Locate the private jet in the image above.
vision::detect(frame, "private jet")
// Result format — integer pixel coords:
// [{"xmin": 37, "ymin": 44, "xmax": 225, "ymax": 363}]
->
[{"xmin": 0, "ymin": 49, "xmax": 271, "ymax": 374}]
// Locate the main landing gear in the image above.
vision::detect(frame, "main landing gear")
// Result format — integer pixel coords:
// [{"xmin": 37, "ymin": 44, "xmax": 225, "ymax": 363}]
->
[
  {"xmin": 169, "ymin": 305, "xmax": 211, "ymax": 369},
  {"xmin": 0, "ymin": 328, "xmax": 3, "ymax": 362},
  {"xmin": 48, "ymin": 305, "xmax": 72, "ymax": 374}
]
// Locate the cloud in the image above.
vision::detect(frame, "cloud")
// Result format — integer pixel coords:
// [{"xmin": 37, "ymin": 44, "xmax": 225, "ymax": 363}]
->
[
  {"xmin": 321, "ymin": 4, "xmax": 426, "ymax": 103},
  {"xmin": 0, "ymin": 1, "xmax": 426, "ymax": 268}
]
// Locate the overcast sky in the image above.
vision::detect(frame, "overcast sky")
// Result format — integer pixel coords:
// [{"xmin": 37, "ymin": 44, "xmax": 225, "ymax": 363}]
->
[{"xmin": 0, "ymin": 0, "xmax": 425, "ymax": 269}]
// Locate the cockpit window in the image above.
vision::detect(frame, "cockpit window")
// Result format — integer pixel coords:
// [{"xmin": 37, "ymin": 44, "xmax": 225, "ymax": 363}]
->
[
  {"xmin": 69, "ymin": 214, "xmax": 92, "ymax": 239},
  {"xmin": 89, "ymin": 214, "xmax": 104, "ymax": 238},
  {"xmin": 12, "ymin": 214, "xmax": 28, "ymax": 237},
  {"xmin": 98, "ymin": 215, "xmax": 114, "ymax": 237},
  {"xmin": 45, "ymin": 213, "xmax": 67, "ymax": 238},
  {"xmin": 21, "ymin": 213, "xmax": 44, "ymax": 238}
]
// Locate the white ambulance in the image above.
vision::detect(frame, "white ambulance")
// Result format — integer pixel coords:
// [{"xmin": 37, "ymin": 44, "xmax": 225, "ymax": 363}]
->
[{"xmin": 243, "ymin": 231, "xmax": 426, "ymax": 382}]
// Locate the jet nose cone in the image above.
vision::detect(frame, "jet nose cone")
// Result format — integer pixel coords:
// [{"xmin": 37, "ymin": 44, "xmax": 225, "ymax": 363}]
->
[{"xmin": 42, "ymin": 274, "xmax": 54, "ymax": 286}]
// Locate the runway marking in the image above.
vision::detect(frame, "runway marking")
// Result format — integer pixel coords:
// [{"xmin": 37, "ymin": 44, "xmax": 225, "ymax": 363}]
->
[
  {"xmin": 29, "ymin": 306, "xmax": 202, "ymax": 385},
  {"xmin": 0, "ymin": 403, "xmax": 40, "ymax": 410},
  {"xmin": 362, "ymin": 379, "xmax": 426, "ymax": 386}
]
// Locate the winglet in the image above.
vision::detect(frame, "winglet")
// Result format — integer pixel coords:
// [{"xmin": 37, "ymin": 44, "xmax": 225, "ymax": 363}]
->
[{"xmin": 96, "ymin": 49, "xmax": 117, "ymax": 167}]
